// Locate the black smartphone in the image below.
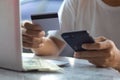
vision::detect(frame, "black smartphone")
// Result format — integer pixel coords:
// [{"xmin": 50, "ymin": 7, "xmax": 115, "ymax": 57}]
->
[{"xmin": 61, "ymin": 30, "xmax": 95, "ymax": 52}]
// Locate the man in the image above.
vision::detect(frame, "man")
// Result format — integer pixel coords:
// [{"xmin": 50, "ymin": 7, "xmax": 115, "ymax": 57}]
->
[{"xmin": 22, "ymin": 0, "xmax": 120, "ymax": 71}]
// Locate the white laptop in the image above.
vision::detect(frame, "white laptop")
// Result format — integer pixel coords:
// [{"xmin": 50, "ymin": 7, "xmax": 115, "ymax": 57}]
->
[{"xmin": 0, "ymin": 0, "xmax": 67, "ymax": 71}]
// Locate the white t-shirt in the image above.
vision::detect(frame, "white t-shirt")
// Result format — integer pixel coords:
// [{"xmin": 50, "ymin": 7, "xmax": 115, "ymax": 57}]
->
[{"xmin": 48, "ymin": 0, "xmax": 120, "ymax": 56}]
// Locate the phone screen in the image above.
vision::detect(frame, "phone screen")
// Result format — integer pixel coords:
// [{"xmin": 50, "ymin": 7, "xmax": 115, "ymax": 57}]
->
[{"xmin": 61, "ymin": 31, "xmax": 95, "ymax": 52}]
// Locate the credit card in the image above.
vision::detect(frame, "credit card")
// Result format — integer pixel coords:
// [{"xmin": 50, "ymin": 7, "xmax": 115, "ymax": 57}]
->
[{"xmin": 31, "ymin": 13, "xmax": 60, "ymax": 32}]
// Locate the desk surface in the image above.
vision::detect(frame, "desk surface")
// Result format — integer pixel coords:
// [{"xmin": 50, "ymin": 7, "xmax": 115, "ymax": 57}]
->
[{"xmin": 0, "ymin": 57, "xmax": 120, "ymax": 80}]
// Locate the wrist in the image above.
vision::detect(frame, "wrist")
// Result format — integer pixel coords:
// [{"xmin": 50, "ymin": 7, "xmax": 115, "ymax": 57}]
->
[{"xmin": 31, "ymin": 37, "xmax": 60, "ymax": 56}]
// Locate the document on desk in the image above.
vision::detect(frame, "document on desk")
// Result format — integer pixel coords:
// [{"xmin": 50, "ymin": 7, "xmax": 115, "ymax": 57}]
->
[
  {"xmin": 23, "ymin": 58, "xmax": 63, "ymax": 72},
  {"xmin": 22, "ymin": 53, "xmax": 64, "ymax": 72},
  {"xmin": 31, "ymin": 13, "xmax": 60, "ymax": 32}
]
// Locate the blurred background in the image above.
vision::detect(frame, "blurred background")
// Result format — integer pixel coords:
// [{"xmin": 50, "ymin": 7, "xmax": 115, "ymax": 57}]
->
[{"xmin": 20, "ymin": 0, "xmax": 63, "ymax": 21}]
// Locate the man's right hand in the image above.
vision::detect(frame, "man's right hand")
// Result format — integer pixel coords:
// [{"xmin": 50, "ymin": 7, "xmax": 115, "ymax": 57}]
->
[
  {"xmin": 22, "ymin": 21, "xmax": 45, "ymax": 49},
  {"xmin": 21, "ymin": 21, "xmax": 64, "ymax": 56}
]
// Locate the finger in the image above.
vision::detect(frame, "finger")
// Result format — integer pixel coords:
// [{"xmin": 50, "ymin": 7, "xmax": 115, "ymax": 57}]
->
[
  {"xmin": 95, "ymin": 36, "xmax": 107, "ymax": 42},
  {"xmin": 75, "ymin": 55, "xmax": 108, "ymax": 67},
  {"xmin": 21, "ymin": 20, "xmax": 32, "ymax": 28},
  {"xmin": 38, "ymin": 31, "xmax": 45, "ymax": 37},
  {"xmin": 23, "ymin": 41, "xmax": 33, "ymax": 48},
  {"xmin": 25, "ymin": 28, "xmax": 45, "ymax": 37},
  {"xmin": 82, "ymin": 40, "xmax": 114, "ymax": 50},
  {"xmin": 23, "ymin": 42, "xmax": 39, "ymax": 48},
  {"xmin": 22, "ymin": 34, "xmax": 33, "ymax": 43},
  {"xmin": 24, "ymin": 22, "xmax": 42, "ymax": 31},
  {"xmin": 74, "ymin": 50, "xmax": 110, "ymax": 58},
  {"xmin": 74, "ymin": 53, "xmax": 108, "ymax": 67},
  {"xmin": 88, "ymin": 59, "xmax": 108, "ymax": 67},
  {"xmin": 89, "ymin": 58, "xmax": 113, "ymax": 68},
  {"xmin": 23, "ymin": 38, "xmax": 43, "ymax": 48},
  {"xmin": 23, "ymin": 34, "xmax": 43, "ymax": 44},
  {"xmin": 26, "ymin": 30, "xmax": 41, "ymax": 37}
]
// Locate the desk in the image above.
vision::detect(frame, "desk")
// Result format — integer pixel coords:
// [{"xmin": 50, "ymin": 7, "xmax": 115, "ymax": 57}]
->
[{"xmin": 0, "ymin": 57, "xmax": 120, "ymax": 80}]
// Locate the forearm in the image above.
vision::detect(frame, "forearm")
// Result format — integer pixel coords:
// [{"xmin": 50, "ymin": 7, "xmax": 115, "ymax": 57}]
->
[{"xmin": 31, "ymin": 37, "xmax": 65, "ymax": 56}]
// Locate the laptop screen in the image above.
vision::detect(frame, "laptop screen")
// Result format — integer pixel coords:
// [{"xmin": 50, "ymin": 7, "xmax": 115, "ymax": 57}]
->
[{"xmin": 0, "ymin": 0, "xmax": 23, "ymax": 71}]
